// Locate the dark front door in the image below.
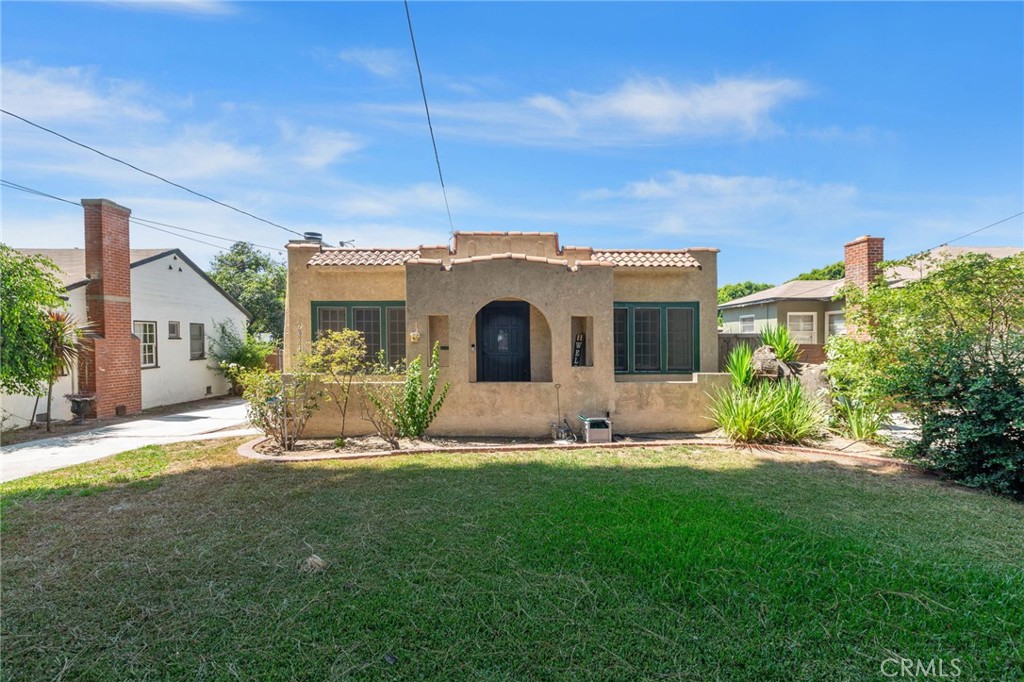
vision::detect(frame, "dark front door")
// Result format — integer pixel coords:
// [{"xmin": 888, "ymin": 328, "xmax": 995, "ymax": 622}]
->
[{"xmin": 477, "ymin": 301, "xmax": 530, "ymax": 382}]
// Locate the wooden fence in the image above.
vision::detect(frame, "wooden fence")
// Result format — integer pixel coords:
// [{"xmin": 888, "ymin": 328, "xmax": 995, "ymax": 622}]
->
[{"xmin": 717, "ymin": 334, "xmax": 760, "ymax": 371}]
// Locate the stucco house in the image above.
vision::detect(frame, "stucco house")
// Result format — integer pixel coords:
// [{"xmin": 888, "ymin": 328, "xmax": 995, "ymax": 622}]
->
[
  {"xmin": 719, "ymin": 235, "xmax": 1023, "ymax": 363},
  {"xmin": 285, "ymin": 231, "xmax": 727, "ymax": 437},
  {"xmin": 2, "ymin": 199, "xmax": 250, "ymax": 426}
]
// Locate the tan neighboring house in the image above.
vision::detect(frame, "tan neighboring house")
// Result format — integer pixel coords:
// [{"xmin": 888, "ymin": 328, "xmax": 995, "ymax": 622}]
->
[
  {"xmin": 719, "ymin": 235, "xmax": 1023, "ymax": 364},
  {"xmin": 285, "ymin": 231, "xmax": 727, "ymax": 437}
]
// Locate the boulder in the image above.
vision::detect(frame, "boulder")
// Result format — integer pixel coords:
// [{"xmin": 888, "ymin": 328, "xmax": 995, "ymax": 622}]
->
[
  {"xmin": 751, "ymin": 345, "xmax": 794, "ymax": 380},
  {"xmin": 792, "ymin": 362, "xmax": 830, "ymax": 400}
]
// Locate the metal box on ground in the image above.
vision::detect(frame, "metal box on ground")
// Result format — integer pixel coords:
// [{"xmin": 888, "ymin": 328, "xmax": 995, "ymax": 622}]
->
[{"xmin": 579, "ymin": 416, "xmax": 612, "ymax": 443}]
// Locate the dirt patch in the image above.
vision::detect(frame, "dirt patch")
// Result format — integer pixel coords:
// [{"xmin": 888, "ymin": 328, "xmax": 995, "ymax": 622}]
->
[{"xmin": 253, "ymin": 434, "xmax": 553, "ymax": 457}]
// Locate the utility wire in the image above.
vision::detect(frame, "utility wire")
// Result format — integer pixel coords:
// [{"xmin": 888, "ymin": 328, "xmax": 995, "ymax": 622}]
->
[
  {"xmin": 1, "ymin": 108, "xmax": 304, "ymax": 237},
  {"xmin": 404, "ymin": 0, "xmax": 455, "ymax": 235},
  {"xmin": 1, "ymin": 179, "xmax": 283, "ymax": 254}
]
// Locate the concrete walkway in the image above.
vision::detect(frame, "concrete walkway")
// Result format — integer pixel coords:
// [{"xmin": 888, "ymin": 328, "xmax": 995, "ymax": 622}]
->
[{"xmin": 0, "ymin": 400, "xmax": 259, "ymax": 483}]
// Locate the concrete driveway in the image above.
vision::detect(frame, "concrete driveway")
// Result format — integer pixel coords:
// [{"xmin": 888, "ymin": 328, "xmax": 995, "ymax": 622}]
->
[{"xmin": 0, "ymin": 399, "xmax": 259, "ymax": 483}]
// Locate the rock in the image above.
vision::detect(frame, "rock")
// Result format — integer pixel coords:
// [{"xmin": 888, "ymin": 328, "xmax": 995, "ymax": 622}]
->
[
  {"xmin": 793, "ymin": 362, "xmax": 830, "ymax": 400},
  {"xmin": 752, "ymin": 345, "xmax": 792, "ymax": 380}
]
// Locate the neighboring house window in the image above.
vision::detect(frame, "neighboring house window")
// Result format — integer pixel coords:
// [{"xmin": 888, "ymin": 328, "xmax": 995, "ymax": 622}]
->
[
  {"xmin": 387, "ymin": 307, "xmax": 406, "ymax": 363},
  {"xmin": 826, "ymin": 311, "xmax": 846, "ymax": 338},
  {"xmin": 190, "ymin": 323, "xmax": 206, "ymax": 360},
  {"xmin": 739, "ymin": 315, "xmax": 755, "ymax": 334},
  {"xmin": 168, "ymin": 321, "xmax": 181, "ymax": 339},
  {"xmin": 613, "ymin": 308, "xmax": 629, "ymax": 372},
  {"xmin": 134, "ymin": 321, "xmax": 157, "ymax": 368},
  {"xmin": 311, "ymin": 302, "xmax": 406, "ymax": 364},
  {"xmin": 614, "ymin": 303, "xmax": 700, "ymax": 373},
  {"xmin": 786, "ymin": 313, "xmax": 817, "ymax": 345}
]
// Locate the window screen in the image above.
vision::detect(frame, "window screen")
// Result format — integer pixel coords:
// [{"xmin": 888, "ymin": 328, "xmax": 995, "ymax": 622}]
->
[
  {"xmin": 788, "ymin": 314, "xmax": 815, "ymax": 345},
  {"xmin": 387, "ymin": 307, "xmax": 406, "ymax": 364},
  {"xmin": 666, "ymin": 308, "xmax": 694, "ymax": 371},
  {"xmin": 352, "ymin": 307, "xmax": 382, "ymax": 359},
  {"xmin": 317, "ymin": 307, "xmax": 346, "ymax": 334},
  {"xmin": 740, "ymin": 316, "xmax": 755, "ymax": 334},
  {"xmin": 168, "ymin": 320, "xmax": 181, "ymax": 339},
  {"xmin": 633, "ymin": 308, "xmax": 661, "ymax": 371},
  {"xmin": 613, "ymin": 308, "xmax": 628, "ymax": 372},
  {"xmin": 189, "ymin": 323, "xmax": 205, "ymax": 360}
]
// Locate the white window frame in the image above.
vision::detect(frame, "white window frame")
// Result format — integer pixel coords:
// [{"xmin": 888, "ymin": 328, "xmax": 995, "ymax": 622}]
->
[
  {"xmin": 134, "ymin": 320, "xmax": 158, "ymax": 368},
  {"xmin": 825, "ymin": 311, "xmax": 846, "ymax": 339},
  {"xmin": 786, "ymin": 312, "xmax": 817, "ymax": 345},
  {"xmin": 739, "ymin": 314, "xmax": 755, "ymax": 334}
]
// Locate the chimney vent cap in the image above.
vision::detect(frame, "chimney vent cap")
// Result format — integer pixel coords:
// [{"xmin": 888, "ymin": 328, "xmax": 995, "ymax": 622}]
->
[{"xmin": 303, "ymin": 231, "xmax": 323, "ymax": 243}]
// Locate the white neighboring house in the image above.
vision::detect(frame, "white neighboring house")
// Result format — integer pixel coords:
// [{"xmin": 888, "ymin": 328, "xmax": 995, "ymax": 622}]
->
[{"xmin": 2, "ymin": 203, "xmax": 250, "ymax": 426}]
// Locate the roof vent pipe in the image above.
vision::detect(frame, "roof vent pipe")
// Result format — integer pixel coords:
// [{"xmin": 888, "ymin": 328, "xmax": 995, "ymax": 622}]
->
[{"xmin": 303, "ymin": 231, "xmax": 323, "ymax": 243}]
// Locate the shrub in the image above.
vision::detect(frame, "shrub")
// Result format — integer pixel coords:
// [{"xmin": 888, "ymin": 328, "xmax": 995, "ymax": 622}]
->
[
  {"xmin": 360, "ymin": 343, "xmax": 451, "ymax": 448},
  {"xmin": 710, "ymin": 380, "xmax": 825, "ymax": 445},
  {"xmin": 724, "ymin": 344, "xmax": 755, "ymax": 390},
  {"xmin": 208, "ymin": 320, "xmax": 277, "ymax": 394},
  {"xmin": 759, "ymin": 325, "xmax": 802, "ymax": 363},
  {"xmin": 833, "ymin": 396, "xmax": 889, "ymax": 442},
  {"xmin": 237, "ymin": 367, "xmax": 320, "ymax": 451}
]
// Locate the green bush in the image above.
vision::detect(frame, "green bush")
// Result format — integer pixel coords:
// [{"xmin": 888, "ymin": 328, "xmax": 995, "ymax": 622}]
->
[
  {"xmin": 724, "ymin": 344, "xmax": 755, "ymax": 390},
  {"xmin": 237, "ymin": 367, "xmax": 321, "ymax": 451},
  {"xmin": 208, "ymin": 320, "xmax": 277, "ymax": 392},
  {"xmin": 710, "ymin": 380, "xmax": 825, "ymax": 445},
  {"xmin": 759, "ymin": 325, "xmax": 801, "ymax": 363},
  {"xmin": 396, "ymin": 342, "xmax": 451, "ymax": 438}
]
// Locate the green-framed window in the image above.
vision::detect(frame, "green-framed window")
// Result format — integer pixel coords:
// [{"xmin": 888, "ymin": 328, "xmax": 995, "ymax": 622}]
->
[
  {"xmin": 613, "ymin": 302, "xmax": 700, "ymax": 373},
  {"xmin": 310, "ymin": 301, "xmax": 406, "ymax": 364}
]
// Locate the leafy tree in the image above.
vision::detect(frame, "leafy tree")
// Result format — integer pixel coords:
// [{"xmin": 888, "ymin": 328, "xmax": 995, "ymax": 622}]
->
[
  {"xmin": 0, "ymin": 244, "xmax": 67, "ymax": 396},
  {"xmin": 208, "ymin": 242, "xmax": 286, "ymax": 339},
  {"xmin": 827, "ymin": 252, "xmax": 1024, "ymax": 498},
  {"xmin": 297, "ymin": 328, "xmax": 367, "ymax": 440},
  {"xmin": 791, "ymin": 261, "xmax": 845, "ymax": 281},
  {"xmin": 718, "ymin": 281, "xmax": 773, "ymax": 304}
]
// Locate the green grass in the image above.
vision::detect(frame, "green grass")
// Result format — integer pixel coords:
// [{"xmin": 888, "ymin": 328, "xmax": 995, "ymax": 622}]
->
[{"xmin": 2, "ymin": 440, "xmax": 1022, "ymax": 680}]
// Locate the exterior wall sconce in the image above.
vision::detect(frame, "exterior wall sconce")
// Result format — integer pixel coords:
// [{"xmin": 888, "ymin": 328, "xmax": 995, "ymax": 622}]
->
[{"xmin": 409, "ymin": 329, "xmax": 422, "ymax": 343}]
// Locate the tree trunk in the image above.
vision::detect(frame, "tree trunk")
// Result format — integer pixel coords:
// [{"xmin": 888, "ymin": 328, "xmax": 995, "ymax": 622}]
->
[
  {"xmin": 30, "ymin": 396, "xmax": 40, "ymax": 429},
  {"xmin": 45, "ymin": 380, "xmax": 54, "ymax": 432}
]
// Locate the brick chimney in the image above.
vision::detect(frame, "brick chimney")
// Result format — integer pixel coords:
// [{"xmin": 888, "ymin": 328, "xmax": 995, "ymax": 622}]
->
[
  {"xmin": 76, "ymin": 199, "xmax": 142, "ymax": 418},
  {"xmin": 844, "ymin": 235, "xmax": 884, "ymax": 291}
]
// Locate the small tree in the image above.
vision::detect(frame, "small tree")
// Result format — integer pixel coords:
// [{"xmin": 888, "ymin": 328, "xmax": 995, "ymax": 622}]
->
[
  {"xmin": 237, "ymin": 367, "xmax": 321, "ymax": 450},
  {"xmin": 297, "ymin": 329, "xmax": 366, "ymax": 441},
  {"xmin": 359, "ymin": 351, "xmax": 405, "ymax": 449},
  {"xmin": 0, "ymin": 244, "xmax": 67, "ymax": 397}
]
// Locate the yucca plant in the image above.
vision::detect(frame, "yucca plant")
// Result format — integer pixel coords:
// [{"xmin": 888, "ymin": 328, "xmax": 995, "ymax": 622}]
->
[
  {"xmin": 834, "ymin": 396, "xmax": 888, "ymax": 442},
  {"xmin": 724, "ymin": 343, "xmax": 756, "ymax": 389},
  {"xmin": 767, "ymin": 380, "xmax": 826, "ymax": 444},
  {"xmin": 759, "ymin": 325, "xmax": 802, "ymax": 363}
]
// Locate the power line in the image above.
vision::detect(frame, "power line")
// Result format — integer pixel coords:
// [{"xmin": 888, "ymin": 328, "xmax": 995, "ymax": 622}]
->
[
  {"xmin": 403, "ymin": 0, "xmax": 455, "ymax": 235},
  {"xmin": 1, "ymin": 108, "xmax": 305, "ymax": 237},
  {"xmin": 1, "ymin": 179, "xmax": 283, "ymax": 254}
]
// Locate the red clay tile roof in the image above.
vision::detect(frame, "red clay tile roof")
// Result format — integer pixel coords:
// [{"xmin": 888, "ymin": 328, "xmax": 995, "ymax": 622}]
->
[
  {"xmin": 592, "ymin": 250, "xmax": 702, "ymax": 268},
  {"xmin": 307, "ymin": 248, "xmax": 420, "ymax": 267}
]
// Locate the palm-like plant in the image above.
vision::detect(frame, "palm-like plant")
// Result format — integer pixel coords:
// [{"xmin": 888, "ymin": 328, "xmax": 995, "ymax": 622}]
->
[{"xmin": 42, "ymin": 311, "xmax": 91, "ymax": 432}]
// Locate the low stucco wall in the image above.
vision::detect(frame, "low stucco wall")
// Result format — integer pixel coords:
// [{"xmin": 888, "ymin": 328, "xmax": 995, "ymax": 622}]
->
[
  {"xmin": 298, "ymin": 372, "xmax": 731, "ymax": 439},
  {"xmin": 613, "ymin": 373, "xmax": 730, "ymax": 433}
]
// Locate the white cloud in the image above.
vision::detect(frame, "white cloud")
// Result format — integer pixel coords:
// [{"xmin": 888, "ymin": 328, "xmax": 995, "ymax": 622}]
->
[
  {"xmin": 99, "ymin": 1, "xmax": 238, "ymax": 16},
  {"xmin": 278, "ymin": 123, "xmax": 363, "ymax": 168},
  {"xmin": 372, "ymin": 76, "xmax": 806, "ymax": 146},
  {"xmin": 1, "ymin": 62, "xmax": 165, "ymax": 124},
  {"xmin": 338, "ymin": 48, "xmax": 405, "ymax": 78}
]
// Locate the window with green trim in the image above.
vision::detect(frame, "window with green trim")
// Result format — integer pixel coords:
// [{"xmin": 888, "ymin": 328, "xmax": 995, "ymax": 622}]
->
[
  {"xmin": 613, "ymin": 303, "xmax": 700, "ymax": 373},
  {"xmin": 310, "ymin": 301, "xmax": 406, "ymax": 364}
]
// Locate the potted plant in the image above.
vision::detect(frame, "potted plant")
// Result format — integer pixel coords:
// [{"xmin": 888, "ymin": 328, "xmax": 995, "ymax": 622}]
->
[{"xmin": 64, "ymin": 392, "xmax": 96, "ymax": 425}]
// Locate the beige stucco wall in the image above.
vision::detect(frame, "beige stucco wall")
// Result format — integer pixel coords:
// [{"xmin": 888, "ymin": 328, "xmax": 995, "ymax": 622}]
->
[{"xmin": 287, "ymin": 234, "xmax": 726, "ymax": 437}]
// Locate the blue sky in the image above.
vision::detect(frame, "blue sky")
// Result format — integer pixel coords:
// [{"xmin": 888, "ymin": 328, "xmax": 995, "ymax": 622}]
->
[{"xmin": 2, "ymin": 1, "xmax": 1021, "ymax": 285}]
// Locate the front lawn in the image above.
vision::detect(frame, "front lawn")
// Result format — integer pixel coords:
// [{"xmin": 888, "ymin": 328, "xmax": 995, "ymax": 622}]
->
[{"xmin": 2, "ymin": 441, "xmax": 1021, "ymax": 680}]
